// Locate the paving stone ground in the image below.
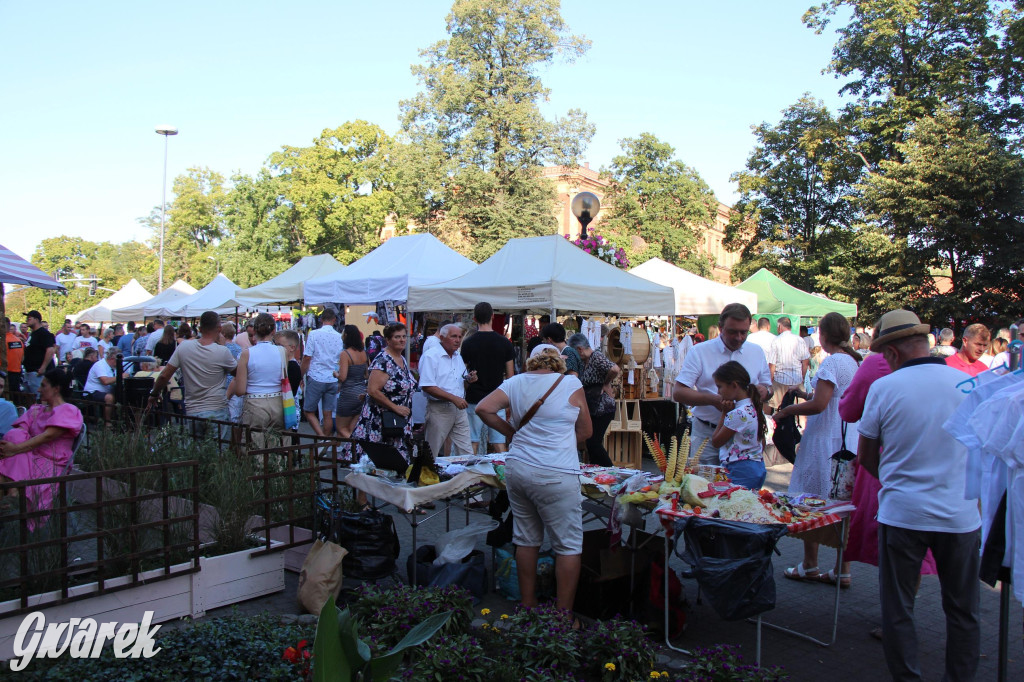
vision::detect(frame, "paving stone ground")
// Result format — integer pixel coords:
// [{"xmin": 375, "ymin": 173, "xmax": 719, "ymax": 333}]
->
[{"xmin": 198, "ymin": 448, "xmax": 1024, "ymax": 681}]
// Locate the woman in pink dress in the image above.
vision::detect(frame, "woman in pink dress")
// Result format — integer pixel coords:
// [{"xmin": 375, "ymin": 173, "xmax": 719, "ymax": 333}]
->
[
  {"xmin": 0, "ymin": 369, "xmax": 82, "ymax": 528},
  {"xmin": 838, "ymin": 352, "xmax": 937, "ymax": 575}
]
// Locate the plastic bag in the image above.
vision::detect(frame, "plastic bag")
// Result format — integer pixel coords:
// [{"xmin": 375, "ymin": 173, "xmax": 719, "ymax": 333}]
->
[
  {"xmin": 672, "ymin": 515, "xmax": 787, "ymax": 620},
  {"xmin": 495, "ymin": 545, "xmax": 555, "ymax": 601},
  {"xmin": 433, "ymin": 520, "xmax": 499, "ymax": 566}
]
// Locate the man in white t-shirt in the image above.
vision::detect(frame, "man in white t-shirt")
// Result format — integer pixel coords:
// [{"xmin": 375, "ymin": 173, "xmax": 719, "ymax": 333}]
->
[
  {"xmin": 75, "ymin": 324, "xmax": 99, "ymax": 355},
  {"xmin": 767, "ymin": 317, "xmax": 809, "ymax": 409},
  {"xmin": 54, "ymin": 319, "xmax": 78, "ymax": 363},
  {"xmin": 300, "ymin": 309, "xmax": 343, "ymax": 436},
  {"xmin": 858, "ymin": 309, "xmax": 981, "ymax": 682},
  {"xmin": 145, "ymin": 319, "xmax": 166, "ymax": 354},
  {"xmin": 746, "ymin": 317, "xmax": 775, "ymax": 355},
  {"xmin": 673, "ymin": 303, "xmax": 771, "ymax": 465},
  {"xmin": 420, "ymin": 324, "xmax": 476, "ymax": 457},
  {"xmin": 83, "ymin": 347, "xmax": 126, "ymax": 423}
]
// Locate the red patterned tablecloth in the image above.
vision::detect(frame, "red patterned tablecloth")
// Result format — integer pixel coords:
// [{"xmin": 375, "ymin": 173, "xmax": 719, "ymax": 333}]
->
[{"xmin": 656, "ymin": 502, "xmax": 852, "ymax": 535}]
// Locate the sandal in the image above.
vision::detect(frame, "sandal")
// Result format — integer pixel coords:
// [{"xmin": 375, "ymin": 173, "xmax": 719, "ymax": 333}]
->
[
  {"xmin": 815, "ymin": 569, "xmax": 852, "ymax": 588},
  {"xmin": 783, "ymin": 562, "xmax": 820, "ymax": 581}
]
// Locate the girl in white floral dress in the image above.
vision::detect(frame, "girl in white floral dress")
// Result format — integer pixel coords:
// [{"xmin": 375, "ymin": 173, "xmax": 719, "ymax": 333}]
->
[{"xmin": 711, "ymin": 361, "xmax": 768, "ymax": 490}]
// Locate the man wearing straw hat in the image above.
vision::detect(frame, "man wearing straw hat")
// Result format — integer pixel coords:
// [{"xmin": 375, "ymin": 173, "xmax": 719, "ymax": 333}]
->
[
  {"xmin": 673, "ymin": 303, "xmax": 771, "ymax": 465},
  {"xmin": 858, "ymin": 309, "xmax": 980, "ymax": 682}
]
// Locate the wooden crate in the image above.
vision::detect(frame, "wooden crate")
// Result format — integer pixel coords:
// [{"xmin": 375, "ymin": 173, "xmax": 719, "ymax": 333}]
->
[
  {"xmin": 605, "ymin": 430, "xmax": 643, "ymax": 469},
  {"xmin": 622, "ymin": 399, "xmax": 643, "ymax": 431}
]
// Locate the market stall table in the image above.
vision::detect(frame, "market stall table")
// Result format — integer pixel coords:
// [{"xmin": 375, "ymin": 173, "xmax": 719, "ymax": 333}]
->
[{"xmin": 655, "ymin": 502, "xmax": 854, "ymax": 666}]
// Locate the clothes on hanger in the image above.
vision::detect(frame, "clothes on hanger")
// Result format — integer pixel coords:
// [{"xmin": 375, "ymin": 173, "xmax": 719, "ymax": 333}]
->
[{"xmin": 943, "ymin": 367, "xmax": 1024, "ymax": 601}]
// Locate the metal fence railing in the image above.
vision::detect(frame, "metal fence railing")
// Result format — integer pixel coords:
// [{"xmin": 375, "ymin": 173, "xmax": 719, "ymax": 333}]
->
[
  {"xmin": 247, "ymin": 438, "xmax": 348, "ymax": 558},
  {"xmin": 0, "ymin": 461, "xmax": 201, "ymax": 618}
]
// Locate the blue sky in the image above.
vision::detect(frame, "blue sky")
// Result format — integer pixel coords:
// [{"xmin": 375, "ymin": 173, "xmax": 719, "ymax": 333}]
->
[{"xmin": 0, "ymin": 0, "xmax": 848, "ymax": 261}]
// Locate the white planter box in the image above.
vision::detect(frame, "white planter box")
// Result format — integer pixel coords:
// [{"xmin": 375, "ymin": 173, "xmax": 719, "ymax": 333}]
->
[
  {"xmin": 0, "ymin": 541, "xmax": 284, "ymax": 662},
  {"xmin": 192, "ymin": 541, "xmax": 285, "ymax": 614}
]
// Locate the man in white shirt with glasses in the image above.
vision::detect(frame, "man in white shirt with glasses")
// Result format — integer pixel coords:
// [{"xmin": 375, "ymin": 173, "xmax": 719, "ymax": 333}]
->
[{"xmin": 673, "ymin": 303, "xmax": 771, "ymax": 465}]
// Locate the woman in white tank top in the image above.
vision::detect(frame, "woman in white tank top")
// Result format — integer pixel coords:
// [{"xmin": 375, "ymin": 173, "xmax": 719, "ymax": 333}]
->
[{"xmin": 230, "ymin": 313, "xmax": 285, "ymax": 435}]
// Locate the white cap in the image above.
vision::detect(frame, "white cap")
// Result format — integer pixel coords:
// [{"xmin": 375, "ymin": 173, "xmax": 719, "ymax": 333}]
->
[{"xmin": 530, "ymin": 343, "xmax": 560, "ymax": 358}]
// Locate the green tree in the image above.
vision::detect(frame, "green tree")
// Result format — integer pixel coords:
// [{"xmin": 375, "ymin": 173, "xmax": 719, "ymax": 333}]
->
[
  {"xmin": 13, "ymin": 237, "xmax": 157, "ymax": 324},
  {"xmin": 139, "ymin": 167, "xmax": 228, "ymax": 286},
  {"xmin": 398, "ymin": 0, "xmax": 594, "ymax": 261},
  {"xmin": 269, "ymin": 121, "xmax": 394, "ymax": 264},
  {"xmin": 599, "ymin": 133, "xmax": 718, "ymax": 276},
  {"xmin": 727, "ymin": 96, "xmax": 865, "ymax": 294},
  {"xmin": 219, "ymin": 169, "xmax": 296, "ymax": 287},
  {"xmin": 860, "ymin": 107, "xmax": 1024, "ymax": 323},
  {"xmin": 804, "ymin": 0, "xmax": 1011, "ymax": 157}
]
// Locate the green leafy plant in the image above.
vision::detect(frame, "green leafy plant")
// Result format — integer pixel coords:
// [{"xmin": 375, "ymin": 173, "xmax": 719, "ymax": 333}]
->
[
  {"xmin": 313, "ymin": 594, "xmax": 453, "ymax": 681},
  {"xmin": 346, "ymin": 584, "xmax": 472, "ymax": 650},
  {"xmin": 578, "ymin": 616, "xmax": 656, "ymax": 681}
]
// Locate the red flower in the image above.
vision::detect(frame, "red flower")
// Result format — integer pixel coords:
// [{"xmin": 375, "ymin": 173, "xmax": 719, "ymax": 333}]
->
[{"xmin": 283, "ymin": 647, "xmax": 299, "ymax": 664}]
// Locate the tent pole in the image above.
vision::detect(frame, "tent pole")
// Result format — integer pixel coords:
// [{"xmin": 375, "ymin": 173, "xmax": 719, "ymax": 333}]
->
[
  {"xmin": 0, "ymin": 283, "xmax": 7, "ymax": 383},
  {"xmin": 405, "ymin": 305, "xmax": 413, "ymax": 364},
  {"xmin": 552, "ymin": 307, "xmax": 557, "ymax": 320}
]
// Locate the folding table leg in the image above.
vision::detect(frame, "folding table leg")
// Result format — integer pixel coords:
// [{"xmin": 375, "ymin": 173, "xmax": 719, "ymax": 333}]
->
[
  {"xmin": 752, "ymin": 517, "xmax": 847, "ymax": 647},
  {"xmin": 663, "ymin": 531, "xmax": 690, "ymax": 655}
]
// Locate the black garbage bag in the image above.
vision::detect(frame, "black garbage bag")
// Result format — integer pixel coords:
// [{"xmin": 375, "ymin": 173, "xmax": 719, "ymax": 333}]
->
[
  {"xmin": 318, "ymin": 505, "xmax": 400, "ymax": 581},
  {"xmin": 673, "ymin": 516, "xmax": 787, "ymax": 621}
]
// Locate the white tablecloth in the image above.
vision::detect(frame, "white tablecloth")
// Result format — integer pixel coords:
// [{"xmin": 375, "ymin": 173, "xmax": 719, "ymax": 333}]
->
[{"xmin": 343, "ymin": 471, "xmax": 496, "ymax": 513}]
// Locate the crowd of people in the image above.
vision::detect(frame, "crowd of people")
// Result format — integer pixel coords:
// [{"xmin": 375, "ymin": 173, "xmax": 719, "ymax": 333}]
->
[{"xmin": 2, "ymin": 298, "xmax": 1021, "ymax": 679}]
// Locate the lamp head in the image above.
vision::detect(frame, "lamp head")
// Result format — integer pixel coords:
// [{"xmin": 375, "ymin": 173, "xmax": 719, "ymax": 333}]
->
[
  {"xmin": 571, "ymin": 192, "xmax": 600, "ymax": 239},
  {"xmin": 155, "ymin": 126, "xmax": 178, "ymax": 136}
]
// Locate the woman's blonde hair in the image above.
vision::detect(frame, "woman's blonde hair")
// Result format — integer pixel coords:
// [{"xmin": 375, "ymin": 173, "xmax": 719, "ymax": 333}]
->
[{"xmin": 526, "ymin": 348, "xmax": 566, "ymax": 373}]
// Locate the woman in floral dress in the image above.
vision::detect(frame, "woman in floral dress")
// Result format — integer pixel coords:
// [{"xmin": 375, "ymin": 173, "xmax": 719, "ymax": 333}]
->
[{"xmin": 348, "ymin": 323, "xmax": 415, "ymax": 463}]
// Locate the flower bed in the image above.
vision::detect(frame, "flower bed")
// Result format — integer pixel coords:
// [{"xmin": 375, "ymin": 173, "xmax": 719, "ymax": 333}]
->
[{"xmin": 16, "ymin": 584, "xmax": 787, "ymax": 681}]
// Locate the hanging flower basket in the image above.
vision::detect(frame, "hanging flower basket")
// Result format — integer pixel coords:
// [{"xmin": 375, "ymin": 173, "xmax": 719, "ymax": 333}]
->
[{"xmin": 567, "ymin": 233, "xmax": 629, "ymax": 269}]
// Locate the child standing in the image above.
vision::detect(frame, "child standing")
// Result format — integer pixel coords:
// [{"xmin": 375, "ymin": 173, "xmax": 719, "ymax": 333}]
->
[{"xmin": 710, "ymin": 361, "xmax": 768, "ymax": 490}]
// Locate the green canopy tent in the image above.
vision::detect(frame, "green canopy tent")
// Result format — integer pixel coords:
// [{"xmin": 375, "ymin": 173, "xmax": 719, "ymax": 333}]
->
[{"xmin": 735, "ymin": 268, "xmax": 857, "ymax": 320}]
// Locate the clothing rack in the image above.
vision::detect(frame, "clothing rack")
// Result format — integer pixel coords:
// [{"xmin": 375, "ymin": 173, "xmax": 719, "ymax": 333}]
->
[{"xmin": 947, "ymin": 366, "xmax": 1024, "ymax": 682}]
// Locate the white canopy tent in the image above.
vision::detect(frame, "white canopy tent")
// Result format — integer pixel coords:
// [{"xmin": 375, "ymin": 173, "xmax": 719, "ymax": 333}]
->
[
  {"xmin": 72, "ymin": 279, "xmax": 153, "ymax": 324},
  {"xmin": 629, "ymin": 258, "xmax": 758, "ymax": 315},
  {"xmin": 407, "ymin": 235, "xmax": 675, "ymax": 316},
  {"xmin": 303, "ymin": 234, "xmax": 476, "ymax": 305},
  {"xmin": 235, "ymin": 254, "xmax": 345, "ymax": 304},
  {"xmin": 155, "ymin": 274, "xmax": 261, "ymax": 318},
  {"xmin": 111, "ymin": 279, "xmax": 196, "ymax": 321}
]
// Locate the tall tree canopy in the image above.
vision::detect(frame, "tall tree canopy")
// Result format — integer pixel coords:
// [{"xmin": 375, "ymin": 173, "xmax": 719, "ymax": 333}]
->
[
  {"xmin": 861, "ymin": 107, "xmax": 1024, "ymax": 321},
  {"xmin": 727, "ymin": 96, "xmax": 864, "ymax": 291},
  {"xmin": 600, "ymin": 133, "xmax": 718, "ymax": 277},
  {"xmin": 729, "ymin": 1, "xmax": 1024, "ymax": 324},
  {"xmin": 270, "ymin": 121, "xmax": 395, "ymax": 264},
  {"xmin": 398, "ymin": 0, "xmax": 594, "ymax": 260}
]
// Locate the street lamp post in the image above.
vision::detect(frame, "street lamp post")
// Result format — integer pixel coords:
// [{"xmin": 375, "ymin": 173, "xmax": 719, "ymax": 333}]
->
[
  {"xmin": 156, "ymin": 125, "xmax": 179, "ymax": 293},
  {"xmin": 571, "ymin": 192, "xmax": 601, "ymax": 240}
]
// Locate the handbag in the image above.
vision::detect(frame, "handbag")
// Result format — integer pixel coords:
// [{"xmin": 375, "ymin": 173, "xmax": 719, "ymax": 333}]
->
[
  {"xmin": 829, "ymin": 421, "xmax": 856, "ymax": 501},
  {"xmin": 381, "ymin": 410, "xmax": 407, "ymax": 438},
  {"xmin": 279, "ymin": 348, "xmax": 299, "ymax": 430}
]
